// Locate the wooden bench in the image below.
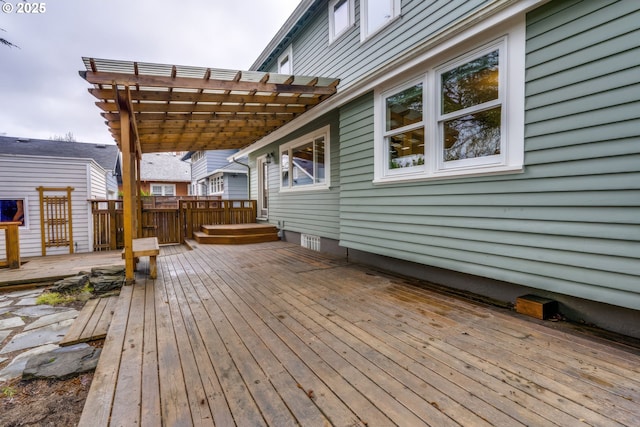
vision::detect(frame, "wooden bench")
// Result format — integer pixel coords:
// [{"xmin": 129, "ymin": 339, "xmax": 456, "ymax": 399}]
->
[
  {"xmin": 0, "ymin": 221, "xmax": 21, "ymax": 269},
  {"xmin": 122, "ymin": 237, "xmax": 160, "ymax": 279}
]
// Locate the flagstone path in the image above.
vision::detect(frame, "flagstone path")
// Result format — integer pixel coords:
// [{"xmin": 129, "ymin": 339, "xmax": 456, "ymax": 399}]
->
[{"xmin": 0, "ymin": 287, "xmax": 79, "ymax": 382}]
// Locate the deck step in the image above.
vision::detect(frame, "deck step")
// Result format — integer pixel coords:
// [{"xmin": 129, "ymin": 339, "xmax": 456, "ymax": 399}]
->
[
  {"xmin": 194, "ymin": 230, "xmax": 279, "ymax": 245},
  {"xmin": 195, "ymin": 224, "xmax": 279, "ymax": 245},
  {"xmin": 200, "ymin": 223, "xmax": 278, "ymax": 236}
]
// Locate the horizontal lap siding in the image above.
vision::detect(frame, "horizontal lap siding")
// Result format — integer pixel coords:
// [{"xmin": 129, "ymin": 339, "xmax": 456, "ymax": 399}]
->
[
  {"xmin": 272, "ymin": 0, "xmax": 489, "ymax": 88},
  {"xmin": 338, "ymin": 0, "xmax": 640, "ymax": 310}
]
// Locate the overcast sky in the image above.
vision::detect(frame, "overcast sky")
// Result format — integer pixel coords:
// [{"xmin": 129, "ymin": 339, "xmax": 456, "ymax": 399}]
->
[{"xmin": 0, "ymin": 0, "xmax": 300, "ymax": 144}]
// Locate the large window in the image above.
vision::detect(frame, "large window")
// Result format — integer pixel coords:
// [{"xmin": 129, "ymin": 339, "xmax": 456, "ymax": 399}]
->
[
  {"xmin": 280, "ymin": 126, "xmax": 330, "ymax": 191},
  {"xmin": 374, "ymin": 37, "xmax": 524, "ymax": 182},
  {"xmin": 361, "ymin": 0, "xmax": 400, "ymax": 41},
  {"xmin": 329, "ymin": 0, "xmax": 354, "ymax": 43}
]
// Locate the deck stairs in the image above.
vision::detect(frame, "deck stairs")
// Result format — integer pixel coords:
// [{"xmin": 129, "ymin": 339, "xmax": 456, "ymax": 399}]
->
[{"xmin": 193, "ymin": 223, "xmax": 279, "ymax": 244}]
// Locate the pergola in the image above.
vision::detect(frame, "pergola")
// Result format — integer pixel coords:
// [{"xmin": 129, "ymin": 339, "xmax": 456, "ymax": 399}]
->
[{"xmin": 80, "ymin": 58, "xmax": 339, "ymax": 280}]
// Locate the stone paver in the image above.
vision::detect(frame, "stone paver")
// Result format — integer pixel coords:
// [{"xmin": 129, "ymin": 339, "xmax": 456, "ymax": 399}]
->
[
  {"xmin": 24, "ymin": 309, "xmax": 79, "ymax": 331},
  {"xmin": 10, "ymin": 305, "xmax": 71, "ymax": 318},
  {"xmin": 0, "ymin": 330, "xmax": 10, "ymax": 344},
  {"xmin": 2, "ymin": 289, "xmax": 43, "ymax": 299},
  {"xmin": 0, "ymin": 344, "xmax": 59, "ymax": 382},
  {"xmin": 23, "ymin": 343, "xmax": 101, "ymax": 379},
  {"xmin": 16, "ymin": 297, "xmax": 40, "ymax": 306},
  {"xmin": 0, "ymin": 317, "xmax": 25, "ymax": 330},
  {"xmin": 0, "ymin": 319, "xmax": 74, "ymax": 354}
]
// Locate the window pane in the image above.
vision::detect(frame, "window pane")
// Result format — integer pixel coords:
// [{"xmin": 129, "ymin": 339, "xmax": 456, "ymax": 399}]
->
[
  {"xmin": 441, "ymin": 50, "xmax": 499, "ymax": 115},
  {"xmin": 388, "ymin": 128, "xmax": 424, "ymax": 169},
  {"xmin": 164, "ymin": 186, "xmax": 175, "ymax": 196},
  {"xmin": 386, "ymin": 83, "xmax": 423, "ymax": 131},
  {"xmin": 367, "ymin": 0, "xmax": 392, "ymax": 34},
  {"xmin": 443, "ymin": 106, "xmax": 501, "ymax": 161},
  {"xmin": 281, "ymin": 152, "xmax": 289, "ymax": 186},
  {"xmin": 292, "ymin": 141, "xmax": 314, "ymax": 187},
  {"xmin": 314, "ymin": 137, "xmax": 326, "ymax": 183},
  {"xmin": 333, "ymin": 0, "xmax": 349, "ymax": 34},
  {"xmin": 151, "ymin": 185, "xmax": 162, "ymax": 195}
]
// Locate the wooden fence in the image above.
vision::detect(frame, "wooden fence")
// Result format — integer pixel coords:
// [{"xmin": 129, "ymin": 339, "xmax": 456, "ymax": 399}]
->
[{"xmin": 90, "ymin": 198, "xmax": 257, "ymax": 250}]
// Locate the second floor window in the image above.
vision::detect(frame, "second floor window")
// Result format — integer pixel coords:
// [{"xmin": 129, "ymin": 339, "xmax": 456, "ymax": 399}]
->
[
  {"xmin": 329, "ymin": 0, "xmax": 354, "ymax": 43},
  {"xmin": 361, "ymin": 0, "xmax": 400, "ymax": 41}
]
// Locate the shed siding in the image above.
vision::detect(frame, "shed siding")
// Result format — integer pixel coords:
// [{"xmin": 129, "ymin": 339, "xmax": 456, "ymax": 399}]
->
[
  {"xmin": 225, "ymin": 174, "xmax": 248, "ymax": 199},
  {"xmin": 337, "ymin": 0, "xmax": 640, "ymax": 310},
  {"xmin": 89, "ymin": 163, "xmax": 108, "ymax": 199},
  {"xmin": 265, "ymin": 0, "xmax": 490, "ymax": 89},
  {"xmin": 253, "ymin": 111, "xmax": 341, "ymax": 239},
  {"xmin": 0, "ymin": 156, "xmax": 94, "ymax": 258}
]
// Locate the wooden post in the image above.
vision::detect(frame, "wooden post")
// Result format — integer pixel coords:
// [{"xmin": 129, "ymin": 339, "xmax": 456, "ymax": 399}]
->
[
  {"xmin": 121, "ymin": 107, "xmax": 135, "ymax": 282},
  {"xmin": 109, "ymin": 200, "xmax": 117, "ymax": 250},
  {"xmin": 67, "ymin": 186, "xmax": 74, "ymax": 254}
]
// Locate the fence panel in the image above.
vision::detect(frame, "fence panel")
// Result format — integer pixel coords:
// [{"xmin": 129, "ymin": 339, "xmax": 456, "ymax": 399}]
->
[{"xmin": 92, "ymin": 198, "xmax": 257, "ymax": 249}]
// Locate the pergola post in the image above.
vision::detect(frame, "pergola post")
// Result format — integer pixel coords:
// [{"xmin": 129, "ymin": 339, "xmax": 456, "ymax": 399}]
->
[{"xmin": 120, "ymin": 106, "xmax": 136, "ymax": 282}]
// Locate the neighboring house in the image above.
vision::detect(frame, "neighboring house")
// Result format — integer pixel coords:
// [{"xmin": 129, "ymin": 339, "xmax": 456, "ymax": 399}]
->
[
  {"xmin": 182, "ymin": 150, "xmax": 248, "ymax": 199},
  {"xmin": 233, "ymin": 0, "xmax": 640, "ymax": 337},
  {"xmin": 0, "ymin": 136, "xmax": 121, "ymax": 257},
  {"xmin": 139, "ymin": 152, "xmax": 191, "ymax": 196}
]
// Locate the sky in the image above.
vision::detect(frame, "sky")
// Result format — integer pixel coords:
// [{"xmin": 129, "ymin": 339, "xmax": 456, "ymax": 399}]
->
[{"xmin": 0, "ymin": 0, "xmax": 301, "ymax": 144}]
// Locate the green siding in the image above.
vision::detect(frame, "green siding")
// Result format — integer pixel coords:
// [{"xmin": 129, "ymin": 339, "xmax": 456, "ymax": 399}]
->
[
  {"xmin": 266, "ymin": 0, "xmax": 490, "ymax": 89},
  {"xmin": 337, "ymin": 0, "xmax": 640, "ymax": 310},
  {"xmin": 251, "ymin": 111, "xmax": 341, "ymax": 240}
]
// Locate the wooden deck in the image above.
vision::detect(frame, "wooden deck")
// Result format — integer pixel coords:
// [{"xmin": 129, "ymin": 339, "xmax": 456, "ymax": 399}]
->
[
  {"xmin": 79, "ymin": 241, "xmax": 640, "ymax": 426},
  {"xmin": 60, "ymin": 295, "xmax": 119, "ymax": 346}
]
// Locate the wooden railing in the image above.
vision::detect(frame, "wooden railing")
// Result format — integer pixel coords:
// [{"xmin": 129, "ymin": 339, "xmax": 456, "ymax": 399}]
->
[
  {"xmin": 90, "ymin": 198, "xmax": 257, "ymax": 250},
  {"xmin": 180, "ymin": 200, "xmax": 257, "ymax": 240}
]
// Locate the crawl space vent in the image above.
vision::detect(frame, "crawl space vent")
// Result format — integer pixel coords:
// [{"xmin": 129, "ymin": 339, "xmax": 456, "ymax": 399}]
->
[{"xmin": 301, "ymin": 234, "xmax": 321, "ymax": 252}]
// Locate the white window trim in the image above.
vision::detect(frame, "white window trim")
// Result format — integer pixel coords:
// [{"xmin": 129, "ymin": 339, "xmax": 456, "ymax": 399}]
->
[
  {"xmin": 360, "ymin": 0, "xmax": 401, "ymax": 43},
  {"xmin": 150, "ymin": 183, "xmax": 176, "ymax": 196},
  {"xmin": 278, "ymin": 45, "xmax": 293, "ymax": 74},
  {"xmin": 329, "ymin": 0, "xmax": 355, "ymax": 44},
  {"xmin": 373, "ymin": 28, "xmax": 525, "ymax": 184},
  {"xmin": 279, "ymin": 125, "xmax": 331, "ymax": 192}
]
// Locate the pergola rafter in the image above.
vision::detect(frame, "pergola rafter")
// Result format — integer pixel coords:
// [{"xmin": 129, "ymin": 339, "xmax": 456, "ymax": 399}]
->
[{"xmin": 80, "ymin": 57, "xmax": 339, "ymax": 280}]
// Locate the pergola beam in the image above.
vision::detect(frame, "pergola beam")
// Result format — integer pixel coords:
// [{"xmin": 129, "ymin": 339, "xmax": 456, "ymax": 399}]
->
[{"xmin": 81, "ymin": 71, "xmax": 338, "ymax": 95}]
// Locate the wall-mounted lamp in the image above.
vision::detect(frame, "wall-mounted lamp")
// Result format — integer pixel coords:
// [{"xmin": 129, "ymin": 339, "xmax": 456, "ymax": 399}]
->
[{"xmin": 265, "ymin": 152, "xmax": 274, "ymax": 164}]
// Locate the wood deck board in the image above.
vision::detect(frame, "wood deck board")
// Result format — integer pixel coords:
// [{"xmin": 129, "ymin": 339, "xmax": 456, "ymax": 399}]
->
[
  {"xmin": 60, "ymin": 296, "xmax": 119, "ymax": 347},
  {"xmin": 80, "ymin": 242, "xmax": 640, "ymax": 427}
]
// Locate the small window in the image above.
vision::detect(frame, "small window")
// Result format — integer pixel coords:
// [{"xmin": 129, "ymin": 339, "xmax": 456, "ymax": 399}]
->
[
  {"xmin": 329, "ymin": 0, "xmax": 354, "ymax": 43},
  {"xmin": 361, "ymin": 0, "xmax": 400, "ymax": 41},
  {"xmin": 278, "ymin": 46, "xmax": 293, "ymax": 75},
  {"xmin": 209, "ymin": 175, "xmax": 224, "ymax": 194},
  {"xmin": 150, "ymin": 184, "xmax": 175, "ymax": 196},
  {"xmin": 0, "ymin": 198, "xmax": 26, "ymax": 227},
  {"xmin": 280, "ymin": 126, "xmax": 330, "ymax": 191}
]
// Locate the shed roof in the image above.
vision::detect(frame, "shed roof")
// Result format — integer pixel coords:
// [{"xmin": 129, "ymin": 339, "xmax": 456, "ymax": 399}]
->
[
  {"xmin": 80, "ymin": 58, "xmax": 339, "ymax": 154},
  {"xmin": 0, "ymin": 135, "xmax": 120, "ymax": 171},
  {"xmin": 140, "ymin": 153, "xmax": 191, "ymax": 182}
]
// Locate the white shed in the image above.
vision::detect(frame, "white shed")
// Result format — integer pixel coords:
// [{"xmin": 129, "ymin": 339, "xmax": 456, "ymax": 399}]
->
[{"xmin": 0, "ymin": 136, "xmax": 121, "ymax": 258}]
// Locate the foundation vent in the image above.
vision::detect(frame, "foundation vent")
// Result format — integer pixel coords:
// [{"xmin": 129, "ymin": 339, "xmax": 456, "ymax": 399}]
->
[{"xmin": 301, "ymin": 233, "xmax": 321, "ymax": 252}]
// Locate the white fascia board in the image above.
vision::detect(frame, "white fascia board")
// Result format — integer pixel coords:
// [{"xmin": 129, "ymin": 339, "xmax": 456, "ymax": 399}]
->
[{"xmin": 233, "ymin": 0, "xmax": 548, "ymax": 160}]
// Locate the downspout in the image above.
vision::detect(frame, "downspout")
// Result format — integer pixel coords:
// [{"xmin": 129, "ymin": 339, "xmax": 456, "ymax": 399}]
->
[{"xmin": 232, "ymin": 157, "xmax": 251, "ymax": 199}]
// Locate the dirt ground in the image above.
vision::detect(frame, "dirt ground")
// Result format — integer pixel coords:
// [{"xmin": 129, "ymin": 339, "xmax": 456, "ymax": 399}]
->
[
  {"xmin": 0, "ymin": 290, "xmax": 104, "ymax": 427},
  {"xmin": 0, "ymin": 372, "xmax": 93, "ymax": 427}
]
